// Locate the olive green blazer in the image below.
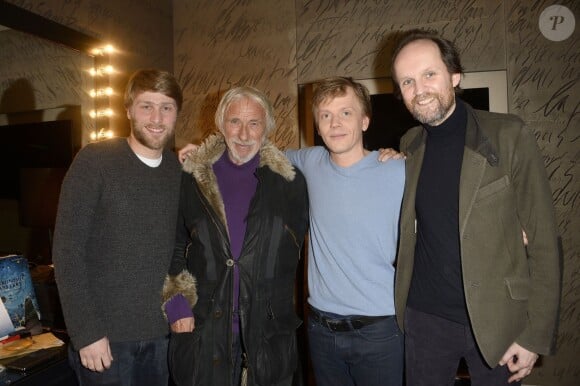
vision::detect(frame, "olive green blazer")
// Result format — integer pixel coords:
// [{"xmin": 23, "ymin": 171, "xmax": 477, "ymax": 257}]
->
[{"xmin": 395, "ymin": 103, "xmax": 561, "ymax": 366}]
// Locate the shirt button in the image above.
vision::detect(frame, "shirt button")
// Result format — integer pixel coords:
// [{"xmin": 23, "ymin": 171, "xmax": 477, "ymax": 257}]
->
[{"xmin": 226, "ymin": 259, "xmax": 234, "ymax": 267}]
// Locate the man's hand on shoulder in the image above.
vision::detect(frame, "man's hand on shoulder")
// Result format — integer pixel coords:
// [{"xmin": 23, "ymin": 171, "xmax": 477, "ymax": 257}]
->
[
  {"xmin": 178, "ymin": 143, "xmax": 199, "ymax": 164},
  {"xmin": 377, "ymin": 148, "xmax": 405, "ymax": 162},
  {"xmin": 499, "ymin": 342, "xmax": 539, "ymax": 383},
  {"xmin": 79, "ymin": 336, "xmax": 113, "ymax": 372}
]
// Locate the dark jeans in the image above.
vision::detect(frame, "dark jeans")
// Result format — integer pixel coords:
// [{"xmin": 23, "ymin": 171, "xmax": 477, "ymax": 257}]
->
[
  {"xmin": 68, "ymin": 337, "xmax": 169, "ymax": 386},
  {"xmin": 404, "ymin": 307, "xmax": 519, "ymax": 386},
  {"xmin": 307, "ymin": 307, "xmax": 404, "ymax": 386}
]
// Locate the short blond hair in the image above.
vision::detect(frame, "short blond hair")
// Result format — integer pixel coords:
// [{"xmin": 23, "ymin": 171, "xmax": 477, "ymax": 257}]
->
[{"xmin": 312, "ymin": 77, "xmax": 371, "ymax": 123}]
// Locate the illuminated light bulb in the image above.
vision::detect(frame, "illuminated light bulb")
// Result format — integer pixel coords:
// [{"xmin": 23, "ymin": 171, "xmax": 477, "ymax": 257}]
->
[
  {"xmin": 90, "ymin": 128, "xmax": 114, "ymax": 142},
  {"xmin": 89, "ymin": 88, "xmax": 114, "ymax": 98},
  {"xmin": 89, "ymin": 66, "xmax": 114, "ymax": 76},
  {"xmin": 91, "ymin": 45, "xmax": 115, "ymax": 56},
  {"xmin": 90, "ymin": 109, "xmax": 114, "ymax": 118}
]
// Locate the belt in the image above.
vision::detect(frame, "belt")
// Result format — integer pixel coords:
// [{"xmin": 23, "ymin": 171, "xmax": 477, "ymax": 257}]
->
[{"xmin": 309, "ymin": 308, "xmax": 392, "ymax": 332}]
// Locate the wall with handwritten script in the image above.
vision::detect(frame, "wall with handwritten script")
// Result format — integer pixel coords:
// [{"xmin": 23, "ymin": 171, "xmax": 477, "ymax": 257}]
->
[
  {"xmin": 0, "ymin": 28, "xmax": 94, "ymax": 137},
  {"xmin": 507, "ymin": 2, "xmax": 579, "ymax": 385},
  {"xmin": 4, "ymin": 0, "xmax": 174, "ymax": 71},
  {"xmin": 174, "ymin": 1, "xmax": 578, "ymax": 385},
  {"xmin": 2, "ymin": 0, "xmax": 577, "ymax": 384},
  {"xmin": 172, "ymin": 0, "xmax": 299, "ymax": 148}
]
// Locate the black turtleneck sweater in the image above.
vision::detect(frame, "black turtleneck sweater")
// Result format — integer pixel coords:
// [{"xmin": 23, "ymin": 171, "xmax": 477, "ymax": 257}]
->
[{"xmin": 407, "ymin": 99, "xmax": 469, "ymax": 325}]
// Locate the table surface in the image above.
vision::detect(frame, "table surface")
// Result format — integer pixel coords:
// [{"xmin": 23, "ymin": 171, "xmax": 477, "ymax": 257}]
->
[{"xmin": 0, "ymin": 342, "xmax": 77, "ymax": 385}]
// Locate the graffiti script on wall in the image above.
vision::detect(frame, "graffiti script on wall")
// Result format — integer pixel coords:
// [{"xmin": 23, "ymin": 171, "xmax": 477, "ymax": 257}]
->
[
  {"xmin": 173, "ymin": 1, "xmax": 299, "ymax": 149},
  {"xmin": 295, "ymin": 0, "xmax": 505, "ymax": 83},
  {"xmin": 509, "ymin": 1, "xmax": 579, "ymax": 384}
]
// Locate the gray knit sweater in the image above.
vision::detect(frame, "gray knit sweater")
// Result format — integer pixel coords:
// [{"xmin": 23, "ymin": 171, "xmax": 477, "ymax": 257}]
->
[{"xmin": 52, "ymin": 138, "xmax": 181, "ymax": 350}]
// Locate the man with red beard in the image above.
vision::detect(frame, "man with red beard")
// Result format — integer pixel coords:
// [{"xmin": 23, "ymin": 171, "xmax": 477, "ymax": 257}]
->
[
  {"xmin": 53, "ymin": 69, "xmax": 183, "ymax": 385},
  {"xmin": 391, "ymin": 29, "xmax": 560, "ymax": 385}
]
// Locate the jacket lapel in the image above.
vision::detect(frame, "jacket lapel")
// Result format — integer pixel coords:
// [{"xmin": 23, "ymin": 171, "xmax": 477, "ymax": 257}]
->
[
  {"xmin": 458, "ymin": 148, "xmax": 486, "ymax": 237},
  {"xmin": 458, "ymin": 107, "xmax": 492, "ymax": 237},
  {"xmin": 403, "ymin": 143, "xmax": 424, "ymax": 221}
]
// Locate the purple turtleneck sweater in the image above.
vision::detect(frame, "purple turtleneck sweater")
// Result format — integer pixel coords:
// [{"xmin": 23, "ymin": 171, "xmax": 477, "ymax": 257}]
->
[
  {"xmin": 214, "ymin": 151, "xmax": 259, "ymax": 332},
  {"xmin": 165, "ymin": 151, "xmax": 259, "ymax": 334}
]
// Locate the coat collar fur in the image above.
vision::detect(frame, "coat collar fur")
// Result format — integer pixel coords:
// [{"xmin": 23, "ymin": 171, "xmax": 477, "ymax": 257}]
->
[{"xmin": 181, "ymin": 133, "xmax": 296, "ymax": 228}]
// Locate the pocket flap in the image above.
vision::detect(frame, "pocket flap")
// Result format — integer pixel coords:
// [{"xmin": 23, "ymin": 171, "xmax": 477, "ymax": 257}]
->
[
  {"xmin": 476, "ymin": 175, "xmax": 510, "ymax": 201},
  {"xmin": 505, "ymin": 277, "xmax": 530, "ymax": 300}
]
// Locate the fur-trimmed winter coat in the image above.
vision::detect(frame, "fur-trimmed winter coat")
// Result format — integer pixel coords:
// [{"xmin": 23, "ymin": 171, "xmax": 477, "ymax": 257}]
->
[{"xmin": 162, "ymin": 133, "xmax": 309, "ymax": 386}]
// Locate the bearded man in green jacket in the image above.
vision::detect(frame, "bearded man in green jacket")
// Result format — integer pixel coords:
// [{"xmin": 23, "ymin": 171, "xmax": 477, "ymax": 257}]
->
[{"xmin": 390, "ymin": 29, "xmax": 561, "ymax": 386}]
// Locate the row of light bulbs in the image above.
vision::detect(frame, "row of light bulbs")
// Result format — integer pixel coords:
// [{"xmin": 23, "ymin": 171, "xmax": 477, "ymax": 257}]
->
[{"xmin": 89, "ymin": 45, "xmax": 116, "ymax": 142}]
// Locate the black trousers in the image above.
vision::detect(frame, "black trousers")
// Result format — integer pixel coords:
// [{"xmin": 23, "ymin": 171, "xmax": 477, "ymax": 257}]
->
[{"xmin": 404, "ymin": 307, "xmax": 519, "ymax": 386}]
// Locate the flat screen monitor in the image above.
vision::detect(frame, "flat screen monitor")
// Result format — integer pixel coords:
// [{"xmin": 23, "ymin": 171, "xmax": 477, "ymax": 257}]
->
[{"xmin": 0, "ymin": 120, "xmax": 74, "ymax": 227}]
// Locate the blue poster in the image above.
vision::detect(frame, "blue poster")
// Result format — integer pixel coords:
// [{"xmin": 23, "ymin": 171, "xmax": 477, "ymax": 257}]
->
[{"xmin": 0, "ymin": 255, "xmax": 40, "ymax": 331}]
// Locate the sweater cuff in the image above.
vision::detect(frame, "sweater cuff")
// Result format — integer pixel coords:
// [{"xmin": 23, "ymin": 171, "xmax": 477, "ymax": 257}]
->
[{"xmin": 164, "ymin": 294, "xmax": 193, "ymax": 324}]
